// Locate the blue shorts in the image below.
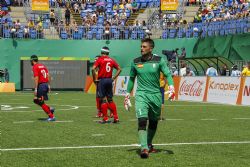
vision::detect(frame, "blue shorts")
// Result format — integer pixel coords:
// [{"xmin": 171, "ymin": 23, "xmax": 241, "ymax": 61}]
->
[
  {"xmin": 37, "ymin": 83, "xmax": 49, "ymax": 101},
  {"xmin": 160, "ymin": 87, "xmax": 165, "ymax": 104},
  {"xmin": 97, "ymin": 78, "xmax": 113, "ymax": 98}
]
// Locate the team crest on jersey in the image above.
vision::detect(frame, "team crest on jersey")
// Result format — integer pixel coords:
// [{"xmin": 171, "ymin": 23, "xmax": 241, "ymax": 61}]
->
[
  {"xmin": 137, "ymin": 64, "xmax": 143, "ymax": 68},
  {"xmin": 153, "ymin": 64, "xmax": 156, "ymax": 68}
]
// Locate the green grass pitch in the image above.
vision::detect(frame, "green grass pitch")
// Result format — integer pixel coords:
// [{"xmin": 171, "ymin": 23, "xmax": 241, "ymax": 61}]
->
[{"xmin": 1, "ymin": 92, "xmax": 250, "ymax": 167}]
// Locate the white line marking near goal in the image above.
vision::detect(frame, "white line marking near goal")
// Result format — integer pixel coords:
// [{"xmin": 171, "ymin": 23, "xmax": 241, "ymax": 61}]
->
[
  {"xmin": 1, "ymin": 141, "xmax": 250, "ymax": 152},
  {"xmin": 232, "ymin": 118, "xmax": 250, "ymax": 120},
  {"xmin": 54, "ymin": 121, "xmax": 74, "ymax": 123},
  {"xmin": 201, "ymin": 119, "xmax": 217, "ymax": 121},
  {"xmin": 128, "ymin": 119, "xmax": 137, "ymax": 121},
  {"xmin": 165, "ymin": 119, "xmax": 184, "ymax": 121},
  {"xmin": 92, "ymin": 134, "xmax": 105, "ymax": 137},
  {"xmin": 13, "ymin": 121, "xmax": 34, "ymax": 124}
]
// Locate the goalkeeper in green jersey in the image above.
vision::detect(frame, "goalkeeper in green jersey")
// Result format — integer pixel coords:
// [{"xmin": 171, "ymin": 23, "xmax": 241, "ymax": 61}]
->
[{"xmin": 124, "ymin": 38, "xmax": 175, "ymax": 159}]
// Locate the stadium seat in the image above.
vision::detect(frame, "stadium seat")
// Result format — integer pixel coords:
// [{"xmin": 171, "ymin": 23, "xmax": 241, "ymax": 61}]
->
[
  {"xmin": 96, "ymin": 30, "xmax": 103, "ymax": 40},
  {"xmin": 131, "ymin": 31, "xmax": 137, "ymax": 39},
  {"xmin": 138, "ymin": 30, "xmax": 145, "ymax": 39},
  {"xmin": 60, "ymin": 31, "xmax": 68, "ymax": 40},
  {"xmin": 17, "ymin": 30, "xmax": 24, "ymax": 38},
  {"xmin": 140, "ymin": 0, "xmax": 148, "ymax": 8},
  {"xmin": 3, "ymin": 29, "xmax": 10, "ymax": 38},
  {"xmin": 87, "ymin": 31, "xmax": 93, "ymax": 39},
  {"xmin": 161, "ymin": 30, "xmax": 168, "ymax": 39},
  {"xmin": 29, "ymin": 30, "xmax": 37, "ymax": 39},
  {"xmin": 72, "ymin": 32, "xmax": 83, "ymax": 40}
]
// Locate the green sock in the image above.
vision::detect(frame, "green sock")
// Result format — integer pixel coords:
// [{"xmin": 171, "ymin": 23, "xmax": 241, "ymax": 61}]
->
[
  {"xmin": 138, "ymin": 130, "xmax": 148, "ymax": 150},
  {"xmin": 147, "ymin": 128, "xmax": 156, "ymax": 145}
]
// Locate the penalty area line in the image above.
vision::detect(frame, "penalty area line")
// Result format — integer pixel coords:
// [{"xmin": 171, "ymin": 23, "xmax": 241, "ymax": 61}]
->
[{"xmin": 1, "ymin": 141, "xmax": 250, "ymax": 152}]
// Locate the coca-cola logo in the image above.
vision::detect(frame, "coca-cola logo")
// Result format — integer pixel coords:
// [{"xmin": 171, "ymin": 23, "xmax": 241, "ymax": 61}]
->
[{"xmin": 179, "ymin": 80, "xmax": 204, "ymax": 96}]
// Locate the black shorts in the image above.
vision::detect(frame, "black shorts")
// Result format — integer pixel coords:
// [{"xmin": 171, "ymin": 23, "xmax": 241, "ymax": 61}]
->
[
  {"xmin": 37, "ymin": 83, "xmax": 49, "ymax": 100},
  {"xmin": 97, "ymin": 78, "xmax": 113, "ymax": 98}
]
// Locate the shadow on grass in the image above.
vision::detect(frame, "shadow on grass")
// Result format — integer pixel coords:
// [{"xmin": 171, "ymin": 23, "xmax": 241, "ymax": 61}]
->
[
  {"xmin": 127, "ymin": 148, "xmax": 174, "ymax": 156},
  {"xmin": 37, "ymin": 118, "xmax": 48, "ymax": 121}
]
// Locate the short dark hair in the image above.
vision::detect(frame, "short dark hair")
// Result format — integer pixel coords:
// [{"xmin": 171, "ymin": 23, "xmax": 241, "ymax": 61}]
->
[
  {"xmin": 141, "ymin": 38, "xmax": 155, "ymax": 49},
  {"xmin": 30, "ymin": 55, "xmax": 38, "ymax": 62}
]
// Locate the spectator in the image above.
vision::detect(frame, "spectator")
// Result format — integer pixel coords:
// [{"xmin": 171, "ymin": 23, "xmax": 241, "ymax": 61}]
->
[
  {"xmin": 10, "ymin": 21, "xmax": 17, "ymax": 38},
  {"xmin": 171, "ymin": 66, "xmax": 178, "ymax": 76},
  {"xmin": 126, "ymin": 0, "xmax": 133, "ymax": 11},
  {"xmin": 74, "ymin": 3, "xmax": 79, "ymax": 13},
  {"xmin": 180, "ymin": 61, "xmax": 187, "ymax": 76},
  {"xmin": 221, "ymin": 64, "xmax": 229, "ymax": 76},
  {"xmin": 206, "ymin": 64, "xmax": 218, "ymax": 76},
  {"xmin": 4, "ymin": 68, "xmax": 9, "ymax": 83},
  {"xmin": 131, "ymin": 0, "xmax": 138, "ymax": 13},
  {"xmin": 37, "ymin": 21, "xmax": 43, "ymax": 38},
  {"xmin": 104, "ymin": 21, "xmax": 111, "ymax": 40},
  {"xmin": 50, "ymin": 9, "xmax": 56, "ymax": 26},
  {"xmin": 178, "ymin": 47, "xmax": 186, "ymax": 60},
  {"xmin": 231, "ymin": 65, "xmax": 241, "ymax": 77},
  {"xmin": 65, "ymin": 8, "xmax": 71, "ymax": 25},
  {"xmin": 119, "ymin": 9, "xmax": 127, "ymax": 22},
  {"xmin": 113, "ymin": 3, "xmax": 119, "ymax": 12},
  {"xmin": 24, "ymin": 26, "xmax": 29, "ymax": 38},
  {"xmin": 15, "ymin": 19, "xmax": 21, "ymax": 31},
  {"xmin": 241, "ymin": 62, "xmax": 250, "ymax": 76},
  {"xmin": 184, "ymin": 67, "xmax": 195, "ymax": 76},
  {"xmin": 28, "ymin": 20, "xmax": 35, "ymax": 29},
  {"xmin": 133, "ymin": 20, "xmax": 140, "ymax": 26}
]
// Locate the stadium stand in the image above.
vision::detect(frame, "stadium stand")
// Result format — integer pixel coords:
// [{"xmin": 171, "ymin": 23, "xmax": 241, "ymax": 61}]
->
[{"xmin": 0, "ymin": 0, "xmax": 249, "ymax": 39}]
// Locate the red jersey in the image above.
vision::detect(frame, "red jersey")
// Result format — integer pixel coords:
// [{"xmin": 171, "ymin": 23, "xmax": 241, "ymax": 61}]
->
[
  {"xmin": 94, "ymin": 56, "xmax": 119, "ymax": 79},
  {"xmin": 32, "ymin": 63, "xmax": 49, "ymax": 83}
]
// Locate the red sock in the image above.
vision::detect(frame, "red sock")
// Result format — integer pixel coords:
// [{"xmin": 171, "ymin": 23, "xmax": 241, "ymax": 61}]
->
[
  {"xmin": 108, "ymin": 102, "xmax": 118, "ymax": 120},
  {"xmin": 96, "ymin": 97, "xmax": 101, "ymax": 112},
  {"xmin": 41, "ymin": 104, "xmax": 54, "ymax": 118},
  {"xmin": 101, "ymin": 102, "xmax": 108, "ymax": 121}
]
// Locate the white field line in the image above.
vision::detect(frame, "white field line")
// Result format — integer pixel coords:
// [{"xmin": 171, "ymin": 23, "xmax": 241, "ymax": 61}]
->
[
  {"xmin": 1, "ymin": 141, "xmax": 250, "ymax": 152},
  {"xmin": 232, "ymin": 118, "xmax": 250, "ymax": 120},
  {"xmin": 54, "ymin": 121, "xmax": 74, "ymax": 123},
  {"xmin": 12, "ymin": 120, "xmax": 73, "ymax": 124},
  {"xmin": 13, "ymin": 121, "xmax": 34, "ymax": 124},
  {"xmin": 91, "ymin": 134, "xmax": 105, "ymax": 137},
  {"xmin": 201, "ymin": 119, "xmax": 217, "ymax": 121},
  {"xmin": 165, "ymin": 119, "xmax": 184, "ymax": 121}
]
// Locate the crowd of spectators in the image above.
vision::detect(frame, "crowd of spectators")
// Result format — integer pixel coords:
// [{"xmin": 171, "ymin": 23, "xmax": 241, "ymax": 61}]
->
[{"xmin": 193, "ymin": 0, "xmax": 249, "ymax": 23}]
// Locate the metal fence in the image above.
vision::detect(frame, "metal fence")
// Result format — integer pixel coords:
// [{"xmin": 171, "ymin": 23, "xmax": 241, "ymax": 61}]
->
[{"xmin": 1, "ymin": 18, "xmax": 249, "ymax": 40}]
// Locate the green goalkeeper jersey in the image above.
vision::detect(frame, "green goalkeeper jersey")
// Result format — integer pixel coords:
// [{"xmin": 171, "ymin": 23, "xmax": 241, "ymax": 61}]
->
[{"xmin": 127, "ymin": 55, "xmax": 174, "ymax": 94}]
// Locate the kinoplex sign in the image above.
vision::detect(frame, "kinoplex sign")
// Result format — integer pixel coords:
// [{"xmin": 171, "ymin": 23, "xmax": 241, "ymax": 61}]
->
[
  {"xmin": 207, "ymin": 77, "xmax": 240, "ymax": 105},
  {"xmin": 209, "ymin": 81, "xmax": 239, "ymax": 91},
  {"xmin": 178, "ymin": 77, "xmax": 206, "ymax": 101}
]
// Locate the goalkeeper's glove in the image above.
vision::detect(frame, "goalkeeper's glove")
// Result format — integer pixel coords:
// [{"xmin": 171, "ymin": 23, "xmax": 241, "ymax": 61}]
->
[
  {"xmin": 124, "ymin": 93, "xmax": 132, "ymax": 111},
  {"xmin": 165, "ymin": 85, "xmax": 175, "ymax": 101}
]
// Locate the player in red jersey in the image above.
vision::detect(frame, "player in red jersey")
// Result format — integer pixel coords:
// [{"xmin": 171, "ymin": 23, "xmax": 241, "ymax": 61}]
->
[
  {"xmin": 92, "ymin": 47, "xmax": 121, "ymax": 123},
  {"xmin": 30, "ymin": 55, "xmax": 55, "ymax": 121}
]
